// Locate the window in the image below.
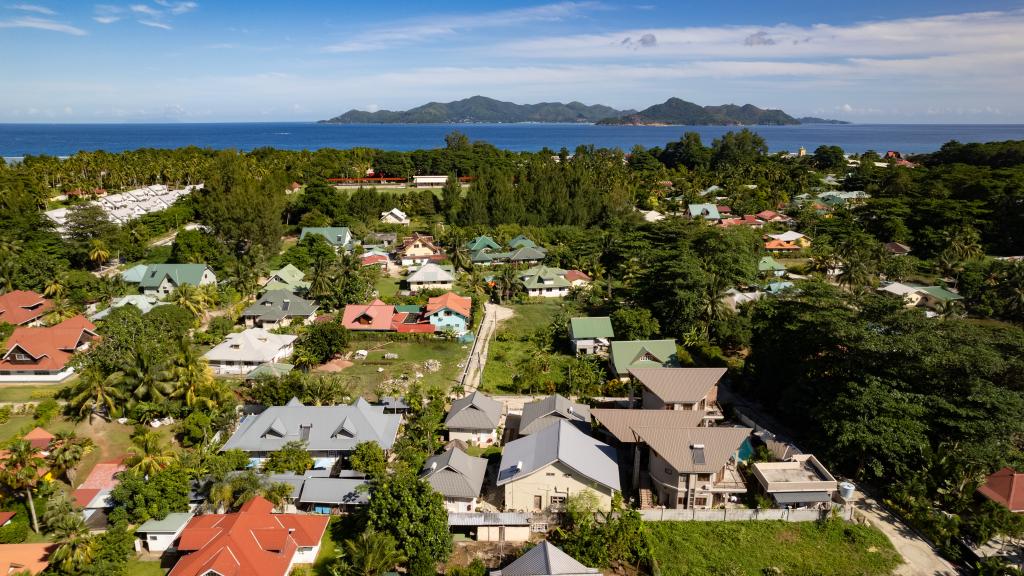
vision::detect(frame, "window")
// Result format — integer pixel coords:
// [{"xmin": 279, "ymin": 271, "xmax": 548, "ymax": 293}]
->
[
  {"xmin": 533, "ymin": 495, "xmax": 543, "ymax": 510},
  {"xmin": 14, "ymin": 354, "xmax": 29, "ymax": 361},
  {"xmin": 550, "ymin": 495, "xmax": 566, "ymax": 506},
  {"xmin": 677, "ymin": 497, "xmax": 684, "ymax": 505},
  {"xmin": 149, "ymin": 535, "xmax": 159, "ymax": 541},
  {"xmin": 546, "ymin": 472, "xmax": 556, "ymax": 477},
  {"xmin": 694, "ymin": 497, "xmax": 708, "ymax": 507}
]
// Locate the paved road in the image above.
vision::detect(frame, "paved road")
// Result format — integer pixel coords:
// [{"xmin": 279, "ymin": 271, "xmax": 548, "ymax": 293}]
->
[
  {"xmin": 851, "ymin": 490, "xmax": 960, "ymax": 576},
  {"xmin": 455, "ymin": 302, "xmax": 512, "ymax": 397}
]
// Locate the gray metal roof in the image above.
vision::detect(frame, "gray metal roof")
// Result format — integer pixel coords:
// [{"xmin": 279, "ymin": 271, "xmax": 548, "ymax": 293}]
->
[
  {"xmin": 519, "ymin": 394, "xmax": 590, "ymax": 436},
  {"xmin": 590, "ymin": 409, "xmax": 704, "ymax": 443},
  {"xmin": 241, "ymin": 290, "xmax": 318, "ymax": 322},
  {"xmin": 266, "ymin": 470, "xmax": 332, "ymax": 498},
  {"xmin": 136, "ymin": 512, "xmax": 194, "ymax": 534},
  {"xmin": 408, "ymin": 263, "xmax": 454, "ymax": 283},
  {"xmin": 629, "ymin": 367, "xmax": 726, "ymax": 404},
  {"xmin": 772, "ymin": 491, "xmax": 832, "ymax": 504},
  {"xmin": 421, "ymin": 446, "xmax": 487, "ymax": 499},
  {"xmin": 447, "ymin": 512, "xmax": 530, "ymax": 526},
  {"xmin": 633, "ymin": 426, "xmax": 751, "ymax": 474},
  {"xmin": 221, "ymin": 397, "xmax": 402, "ymax": 453},
  {"xmin": 493, "ymin": 541, "xmax": 599, "ymax": 576},
  {"xmin": 497, "ymin": 420, "xmax": 619, "ymax": 491},
  {"xmin": 445, "ymin": 391, "xmax": 502, "ymax": 431},
  {"xmin": 298, "ymin": 476, "xmax": 370, "ymax": 505}
]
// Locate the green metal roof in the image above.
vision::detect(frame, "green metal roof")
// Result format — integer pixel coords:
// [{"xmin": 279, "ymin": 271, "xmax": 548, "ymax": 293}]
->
[
  {"xmin": 136, "ymin": 512, "xmax": 193, "ymax": 533},
  {"xmin": 138, "ymin": 264, "xmax": 212, "ymax": 289},
  {"xmin": 758, "ymin": 256, "xmax": 786, "ymax": 272},
  {"xmin": 508, "ymin": 235, "xmax": 538, "ymax": 250},
  {"xmin": 466, "ymin": 235, "xmax": 500, "ymax": 251},
  {"xmin": 120, "ymin": 264, "xmax": 149, "ymax": 283},
  {"xmin": 268, "ymin": 264, "xmax": 306, "ymax": 284},
  {"xmin": 609, "ymin": 339, "xmax": 679, "ymax": 375},
  {"xmin": 918, "ymin": 286, "xmax": 963, "ymax": 302},
  {"xmin": 570, "ymin": 317, "xmax": 615, "ymax": 340},
  {"xmin": 520, "ymin": 265, "xmax": 570, "ymax": 289},
  {"xmin": 395, "ymin": 304, "xmax": 424, "ymax": 313},
  {"xmin": 247, "ymin": 363, "xmax": 294, "ymax": 379},
  {"xmin": 300, "ymin": 227, "xmax": 351, "ymax": 247}
]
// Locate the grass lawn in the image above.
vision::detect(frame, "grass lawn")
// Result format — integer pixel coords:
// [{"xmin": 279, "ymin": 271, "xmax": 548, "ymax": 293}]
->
[
  {"xmin": 125, "ymin": 558, "xmax": 168, "ymax": 576},
  {"xmin": 480, "ymin": 302, "xmax": 576, "ymax": 394},
  {"xmin": 647, "ymin": 520, "xmax": 902, "ymax": 576},
  {"xmin": 313, "ymin": 518, "xmax": 339, "ymax": 575},
  {"xmin": 0, "ymin": 383, "xmax": 65, "ymax": 403},
  {"xmin": 375, "ymin": 276, "xmax": 401, "ymax": 298},
  {"xmin": 326, "ymin": 338, "xmax": 469, "ymax": 398},
  {"xmin": 0, "ymin": 415, "xmax": 77, "ymax": 444}
]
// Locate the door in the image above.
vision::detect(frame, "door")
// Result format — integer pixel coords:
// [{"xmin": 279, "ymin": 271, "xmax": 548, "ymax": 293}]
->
[{"xmin": 533, "ymin": 495, "xmax": 542, "ymax": 510}]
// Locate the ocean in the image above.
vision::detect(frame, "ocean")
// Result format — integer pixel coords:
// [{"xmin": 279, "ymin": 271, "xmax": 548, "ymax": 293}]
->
[{"xmin": 2, "ymin": 122, "xmax": 1024, "ymax": 158}]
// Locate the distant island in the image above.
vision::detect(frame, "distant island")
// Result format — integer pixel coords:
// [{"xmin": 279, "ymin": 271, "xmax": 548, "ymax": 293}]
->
[{"xmin": 318, "ymin": 96, "xmax": 847, "ymax": 126}]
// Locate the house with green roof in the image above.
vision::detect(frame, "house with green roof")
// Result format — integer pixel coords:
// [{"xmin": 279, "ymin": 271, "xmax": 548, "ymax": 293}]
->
[
  {"xmin": 508, "ymin": 234, "xmax": 539, "ymax": 250},
  {"xmin": 758, "ymin": 256, "xmax": 786, "ymax": 277},
  {"xmin": 916, "ymin": 285, "xmax": 963, "ymax": 311},
  {"xmin": 520, "ymin": 265, "xmax": 571, "ymax": 298},
  {"xmin": 569, "ymin": 317, "xmax": 615, "ymax": 356},
  {"xmin": 300, "ymin": 227, "xmax": 352, "ymax": 250},
  {"xmin": 609, "ymin": 339, "xmax": 680, "ymax": 378},
  {"xmin": 466, "ymin": 235, "xmax": 501, "ymax": 252},
  {"xmin": 138, "ymin": 264, "xmax": 217, "ymax": 297},
  {"xmin": 119, "ymin": 264, "xmax": 149, "ymax": 284},
  {"xmin": 688, "ymin": 203, "xmax": 721, "ymax": 221},
  {"xmin": 245, "ymin": 362, "xmax": 294, "ymax": 381},
  {"xmin": 262, "ymin": 264, "xmax": 310, "ymax": 293}
]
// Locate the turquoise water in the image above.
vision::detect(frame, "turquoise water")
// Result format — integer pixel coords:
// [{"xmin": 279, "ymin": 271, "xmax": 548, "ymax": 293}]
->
[{"xmin": 3, "ymin": 122, "xmax": 1024, "ymax": 157}]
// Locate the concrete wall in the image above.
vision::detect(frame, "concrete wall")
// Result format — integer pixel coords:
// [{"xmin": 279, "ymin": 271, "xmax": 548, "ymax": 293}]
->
[
  {"xmin": 640, "ymin": 507, "xmax": 853, "ymax": 522},
  {"xmin": 503, "ymin": 461, "xmax": 614, "ymax": 512},
  {"xmin": 477, "ymin": 525, "xmax": 531, "ymax": 542},
  {"xmin": 409, "ymin": 281, "xmax": 454, "ymax": 293},
  {"xmin": 448, "ymin": 429, "xmax": 498, "ymax": 446}
]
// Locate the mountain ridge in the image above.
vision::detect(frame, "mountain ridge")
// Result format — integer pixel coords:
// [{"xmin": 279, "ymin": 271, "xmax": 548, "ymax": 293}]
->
[{"xmin": 319, "ymin": 96, "xmax": 845, "ymax": 125}]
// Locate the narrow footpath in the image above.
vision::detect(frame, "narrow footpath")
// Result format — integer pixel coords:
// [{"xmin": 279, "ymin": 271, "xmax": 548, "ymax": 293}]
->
[{"xmin": 455, "ymin": 302, "xmax": 512, "ymax": 397}]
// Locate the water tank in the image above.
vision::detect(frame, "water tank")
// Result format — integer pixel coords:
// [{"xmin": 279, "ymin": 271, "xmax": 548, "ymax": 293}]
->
[{"xmin": 839, "ymin": 482, "xmax": 855, "ymax": 500}]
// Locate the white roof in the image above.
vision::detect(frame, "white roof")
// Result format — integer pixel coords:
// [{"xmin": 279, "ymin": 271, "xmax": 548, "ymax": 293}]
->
[
  {"xmin": 203, "ymin": 328, "xmax": 297, "ymax": 363},
  {"xmin": 408, "ymin": 263, "xmax": 454, "ymax": 283},
  {"xmin": 878, "ymin": 282, "xmax": 920, "ymax": 296},
  {"xmin": 381, "ymin": 208, "xmax": 408, "ymax": 220},
  {"xmin": 767, "ymin": 231, "xmax": 807, "ymax": 243}
]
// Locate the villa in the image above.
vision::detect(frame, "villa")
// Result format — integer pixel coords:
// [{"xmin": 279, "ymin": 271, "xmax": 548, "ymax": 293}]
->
[
  {"xmin": 203, "ymin": 328, "xmax": 297, "ymax": 376},
  {"xmin": 0, "ymin": 316, "xmax": 97, "ymax": 382}
]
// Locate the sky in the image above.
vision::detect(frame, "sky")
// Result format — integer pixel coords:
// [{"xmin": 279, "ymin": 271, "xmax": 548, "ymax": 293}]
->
[{"xmin": 1, "ymin": 0, "xmax": 1024, "ymax": 123}]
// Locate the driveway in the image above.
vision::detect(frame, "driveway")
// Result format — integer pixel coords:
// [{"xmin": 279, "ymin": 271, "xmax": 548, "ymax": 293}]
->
[
  {"xmin": 851, "ymin": 490, "xmax": 960, "ymax": 576},
  {"xmin": 455, "ymin": 302, "xmax": 512, "ymax": 396}
]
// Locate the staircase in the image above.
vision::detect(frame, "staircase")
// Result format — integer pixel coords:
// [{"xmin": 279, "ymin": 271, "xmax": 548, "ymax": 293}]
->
[{"xmin": 639, "ymin": 477, "xmax": 655, "ymax": 509}]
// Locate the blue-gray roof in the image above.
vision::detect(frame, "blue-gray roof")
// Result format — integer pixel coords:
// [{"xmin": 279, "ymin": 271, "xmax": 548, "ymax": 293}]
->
[
  {"xmin": 300, "ymin": 227, "xmax": 352, "ymax": 247},
  {"xmin": 494, "ymin": 541, "xmax": 599, "ymax": 576},
  {"xmin": 519, "ymin": 394, "xmax": 590, "ymax": 436},
  {"xmin": 498, "ymin": 420, "xmax": 619, "ymax": 491}
]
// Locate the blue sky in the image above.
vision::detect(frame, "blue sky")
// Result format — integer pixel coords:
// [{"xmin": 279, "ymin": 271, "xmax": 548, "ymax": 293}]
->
[{"xmin": 2, "ymin": 0, "xmax": 1023, "ymax": 123}]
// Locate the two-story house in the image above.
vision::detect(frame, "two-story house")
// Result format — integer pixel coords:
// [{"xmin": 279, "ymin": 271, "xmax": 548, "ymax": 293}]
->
[
  {"xmin": 0, "ymin": 316, "xmax": 97, "ymax": 382},
  {"xmin": 241, "ymin": 290, "xmax": 318, "ymax": 329},
  {"xmin": 519, "ymin": 266, "xmax": 571, "ymax": 298},
  {"xmin": 300, "ymin": 227, "xmax": 352, "ymax": 251},
  {"xmin": 634, "ymin": 426, "xmax": 752, "ymax": 509},
  {"xmin": 398, "ymin": 233, "xmax": 445, "ymax": 268},
  {"xmin": 421, "ymin": 446, "xmax": 487, "ymax": 513},
  {"xmin": 608, "ymin": 340, "xmax": 680, "ymax": 379},
  {"xmin": 445, "ymin": 391, "xmax": 502, "ymax": 445},
  {"xmin": 498, "ymin": 420, "xmax": 620, "ymax": 512},
  {"xmin": 631, "ymin": 367, "xmax": 725, "ymax": 421},
  {"xmin": 425, "ymin": 292, "xmax": 472, "ymax": 334},
  {"xmin": 138, "ymin": 264, "xmax": 217, "ymax": 297}
]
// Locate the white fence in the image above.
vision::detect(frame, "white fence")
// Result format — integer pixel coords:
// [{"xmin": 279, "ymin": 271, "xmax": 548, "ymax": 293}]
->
[{"xmin": 640, "ymin": 507, "xmax": 853, "ymax": 522}]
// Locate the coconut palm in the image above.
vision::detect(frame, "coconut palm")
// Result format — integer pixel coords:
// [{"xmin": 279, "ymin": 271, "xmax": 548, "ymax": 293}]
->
[
  {"xmin": 329, "ymin": 530, "xmax": 407, "ymax": 576},
  {"xmin": 122, "ymin": 352, "xmax": 174, "ymax": 405},
  {"xmin": 88, "ymin": 239, "xmax": 111, "ymax": 269},
  {"xmin": 170, "ymin": 284, "xmax": 210, "ymax": 319},
  {"xmin": 126, "ymin": 430, "xmax": 176, "ymax": 477},
  {"xmin": 206, "ymin": 479, "xmax": 235, "ymax": 513},
  {"xmin": 0, "ymin": 440, "xmax": 45, "ymax": 532},
  {"xmin": 47, "ymin": 432, "xmax": 95, "ymax": 485},
  {"xmin": 169, "ymin": 335, "xmax": 217, "ymax": 409},
  {"xmin": 43, "ymin": 273, "xmax": 67, "ymax": 299},
  {"xmin": 497, "ymin": 265, "xmax": 521, "ymax": 303},
  {"xmin": 308, "ymin": 255, "xmax": 335, "ymax": 301},
  {"xmin": 69, "ymin": 368, "xmax": 125, "ymax": 424},
  {"xmin": 49, "ymin": 514, "xmax": 95, "ymax": 574}
]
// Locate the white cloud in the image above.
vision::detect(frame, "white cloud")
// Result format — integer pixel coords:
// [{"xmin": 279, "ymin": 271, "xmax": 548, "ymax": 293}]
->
[
  {"xmin": 323, "ymin": 1, "xmax": 600, "ymax": 53},
  {"xmin": 9, "ymin": 3, "xmax": 55, "ymax": 15},
  {"xmin": 0, "ymin": 15, "xmax": 85, "ymax": 35},
  {"xmin": 93, "ymin": 15, "xmax": 119, "ymax": 24},
  {"xmin": 138, "ymin": 19, "xmax": 171, "ymax": 29},
  {"xmin": 130, "ymin": 4, "xmax": 162, "ymax": 16}
]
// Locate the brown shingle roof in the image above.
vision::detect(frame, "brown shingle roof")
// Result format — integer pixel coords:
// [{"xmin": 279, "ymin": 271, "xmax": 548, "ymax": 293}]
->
[
  {"xmin": 629, "ymin": 367, "xmax": 725, "ymax": 404},
  {"xmin": 591, "ymin": 409, "xmax": 705, "ymax": 443},
  {"xmin": 633, "ymin": 426, "xmax": 751, "ymax": 474}
]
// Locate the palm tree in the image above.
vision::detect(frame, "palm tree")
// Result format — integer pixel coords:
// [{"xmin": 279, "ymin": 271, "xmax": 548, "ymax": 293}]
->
[
  {"xmin": 126, "ymin": 430, "xmax": 176, "ymax": 477},
  {"xmin": 49, "ymin": 514, "xmax": 95, "ymax": 574},
  {"xmin": 122, "ymin": 352, "xmax": 174, "ymax": 405},
  {"xmin": 309, "ymin": 255, "xmax": 335, "ymax": 301},
  {"xmin": 206, "ymin": 479, "xmax": 235, "ymax": 513},
  {"xmin": 170, "ymin": 284, "xmax": 209, "ymax": 319},
  {"xmin": 47, "ymin": 432, "xmax": 95, "ymax": 485},
  {"xmin": 169, "ymin": 335, "xmax": 216, "ymax": 409},
  {"xmin": 43, "ymin": 296, "xmax": 79, "ymax": 324},
  {"xmin": 330, "ymin": 530, "xmax": 407, "ymax": 576},
  {"xmin": 0, "ymin": 440, "xmax": 45, "ymax": 532},
  {"xmin": 43, "ymin": 273, "xmax": 67, "ymax": 299},
  {"xmin": 88, "ymin": 239, "xmax": 111, "ymax": 269},
  {"xmin": 69, "ymin": 368, "xmax": 125, "ymax": 424},
  {"xmin": 497, "ymin": 265, "xmax": 521, "ymax": 304}
]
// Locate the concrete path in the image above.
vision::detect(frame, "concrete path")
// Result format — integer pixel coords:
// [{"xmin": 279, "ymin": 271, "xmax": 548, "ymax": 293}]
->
[
  {"xmin": 852, "ymin": 491, "xmax": 960, "ymax": 575},
  {"xmin": 455, "ymin": 302, "xmax": 512, "ymax": 396}
]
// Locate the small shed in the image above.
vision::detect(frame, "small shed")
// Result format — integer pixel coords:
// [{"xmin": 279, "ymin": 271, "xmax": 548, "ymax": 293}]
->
[
  {"xmin": 447, "ymin": 511, "xmax": 531, "ymax": 542},
  {"xmin": 134, "ymin": 512, "xmax": 194, "ymax": 552}
]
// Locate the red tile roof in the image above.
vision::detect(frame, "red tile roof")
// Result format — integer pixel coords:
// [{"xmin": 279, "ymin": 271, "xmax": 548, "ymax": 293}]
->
[
  {"xmin": 361, "ymin": 254, "xmax": 389, "ymax": 266},
  {"xmin": 23, "ymin": 427, "xmax": 54, "ymax": 450},
  {"xmin": 0, "ymin": 543, "xmax": 56, "ymax": 575},
  {"xmin": 764, "ymin": 240, "xmax": 800, "ymax": 251},
  {"xmin": 565, "ymin": 270, "xmax": 591, "ymax": 283},
  {"xmin": 341, "ymin": 300, "xmax": 396, "ymax": 331},
  {"xmin": 426, "ymin": 292, "xmax": 471, "ymax": 319},
  {"xmin": 169, "ymin": 496, "xmax": 329, "ymax": 576},
  {"xmin": 0, "ymin": 316, "xmax": 97, "ymax": 373},
  {"xmin": 978, "ymin": 467, "xmax": 1024, "ymax": 512},
  {"xmin": 72, "ymin": 459, "xmax": 125, "ymax": 507},
  {"xmin": 0, "ymin": 511, "xmax": 14, "ymax": 525},
  {"xmin": 0, "ymin": 291, "xmax": 53, "ymax": 326}
]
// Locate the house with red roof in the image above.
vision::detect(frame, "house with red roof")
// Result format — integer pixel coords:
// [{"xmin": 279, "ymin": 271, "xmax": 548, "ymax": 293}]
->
[
  {"xmin": 72, "ymin": 458, "xmax": 126, "ymax": 528},
  {"xmin": 342, "ymin": 292, "xmax": 472, "ymax": 335},
  {"xmin": 719, "ymin": 215, "xmax": 765, "ymax": 229},
  {"xmin": 0, "ymin": 290, "xmax": 53, "ymax": 326},
  {"xmin": 755, "ymin": 210, "xmax": 793, "ymax": 224},
  {"xmin": 0, "ymin": 316, "xmax": 97, "ymax": 382},
  {"xmin": 0, "ymin": 543, "xmax": 56, "ymax": 575},
  {"xmin": 23, "ymin": 427, "xmax": 54, "ymax": 450},
  {"xmin": 978, "ymin": 467, "xmax": 1024, "ymax": 513},
  {"xmin": 168, "ymin": 496, "xmax": 329, "ymax": 576},
  {"xmin": 564, "ymin": 270, "xmax": 592, "ymax": 288},
  {"xmin": 361, "ymin": 253, "xmax": 390, "ymax": 269}
]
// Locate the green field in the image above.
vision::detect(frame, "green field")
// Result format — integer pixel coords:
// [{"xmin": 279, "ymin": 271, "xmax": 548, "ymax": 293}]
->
[
  {"xmin": 481, "ymin": 302, "xmax": 575, "ymax": 393},
  {"xmin": 374, "ymin": 276, "xmax": 401, "ymax": 298},
  {"xmin": 330, "ymin": 338, "xmax": 469, "ymax": 398},
  {"xmin": 647, "ymin": 520, "xmax": 902, "ymax": 576},
  {"xmin": 125, "ymin": 559, "xmax": 168, "ymax": 576},
  {"xmin": 0, "ymin": 383, "xmax": 68, "ymax": 403}
]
